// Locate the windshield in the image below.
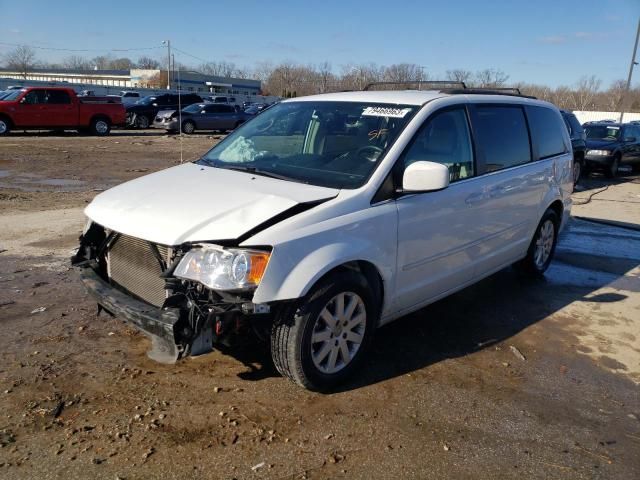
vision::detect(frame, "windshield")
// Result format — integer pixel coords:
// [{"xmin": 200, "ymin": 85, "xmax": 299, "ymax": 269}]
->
[
  {"xmin": 135, "ymin": 96, "xmax": 156, "ymax": 105},
  {"xmin": 585, "ymin": 125, "xmax": 622, "ymax": 140},
  {"xmin": 199, "ymin": 101, "xmax": 417, "ymax": 189},
  {"xmin": 183, "ymin": 103, "xmax": 205, "ymax": 113},
  {"xmin": 0, "ymin": 90, "xmax": 25, "ymax": 101}
]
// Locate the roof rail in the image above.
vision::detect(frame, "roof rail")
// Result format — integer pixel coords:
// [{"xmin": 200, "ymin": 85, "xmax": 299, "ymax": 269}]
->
[
  {"xmin": 442, "ymin": 87, "xmax": 536, "ymax": 99},
  {"xmin": 362, "ymin": 80, "xmax": 467, "ymax": 91}
]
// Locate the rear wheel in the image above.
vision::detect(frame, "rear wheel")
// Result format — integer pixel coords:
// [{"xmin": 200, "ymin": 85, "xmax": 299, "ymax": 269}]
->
[
  {"xmin": 182, "ymin": 120, "xmax": 195, "ymax": 134},
  {"xmin": 516, "ymin": 209, "xmax": 559, "ymax": 276},
  {"xmin": 90, "ymin": 118, "xmax": 111, "ymax": 136},
  {"xmin": 572, "ymin": 160, "xmax": 582, "ymax": 187},
  {"xmin": 271, "ymin": 271, "xmax": 377, "ymax": 391},
  {"xmin": 0, "ymin": 117, "xmax": 11, "ymax": 136}
]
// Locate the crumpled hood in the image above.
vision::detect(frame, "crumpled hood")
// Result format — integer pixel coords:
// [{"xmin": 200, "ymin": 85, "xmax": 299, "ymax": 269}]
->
[
  {"xmin": 85, "ymin": 162, "xmax": 339, "ymax": 245},
  {"xmin": 586, "ymin": 139, "xmax": 619, "ymax": 150}
]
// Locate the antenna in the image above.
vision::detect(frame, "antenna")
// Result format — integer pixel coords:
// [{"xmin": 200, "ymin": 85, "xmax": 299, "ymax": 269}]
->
[{"xmin": 176, "ymin": 59, "xmax": 183, "ymax": 164}]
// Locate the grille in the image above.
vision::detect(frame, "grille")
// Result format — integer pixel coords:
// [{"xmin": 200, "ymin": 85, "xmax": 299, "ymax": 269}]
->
[{"xmin": 107, "ymin": 234, "xmax": 170, "ymax": 307}]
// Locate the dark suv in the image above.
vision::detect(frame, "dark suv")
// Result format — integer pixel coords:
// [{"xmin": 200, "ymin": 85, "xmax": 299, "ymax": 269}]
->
[
  {"xmin": 584, "ymin": 122, "xmax": 640, "ymax": 178},
  {"xmin": 126, "ymin": 93, "xmax": 203, "ymax": 128},
  {"xmin": 560, "ymin": 110, "xmax": 586, "ymax": 186}
]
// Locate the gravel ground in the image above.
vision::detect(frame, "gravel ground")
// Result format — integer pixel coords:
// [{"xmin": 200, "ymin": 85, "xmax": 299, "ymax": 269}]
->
[{"xmin": 0, "ymin": 131, "xmax": 639, "ymax": 479}]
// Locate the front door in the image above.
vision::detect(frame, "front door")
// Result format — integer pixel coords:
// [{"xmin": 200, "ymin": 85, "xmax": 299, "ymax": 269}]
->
[
  {"xmin": 12, "ymin": 89, "xmax": 46, "ymax": 127},
  {"xmin": 394, "ymin": 106, "xmax": 483, "ymax": 312}
]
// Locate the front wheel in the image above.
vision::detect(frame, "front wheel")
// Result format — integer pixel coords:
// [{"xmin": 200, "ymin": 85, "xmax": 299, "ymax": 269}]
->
[
  {"xmin": 182, "ymin": 120, "xmax": 195, "ymax": 134},
  {"xmin": 271, "ymin": 271, "xmax": 377, "ymax": 391},
  {"xmin": 605, "ymin": 155, "xmax": 620, "ymax": 178},
  {"xmin": 516, "ymin": 208, "xmax": 559, "ymax": 276},
  {"xmin": 134, "ymin": 114, "xmax": 150, "ymax": 129},
  {"xmin": 572, "ymin": 160, "xmax": 582, "ymax": 187}
]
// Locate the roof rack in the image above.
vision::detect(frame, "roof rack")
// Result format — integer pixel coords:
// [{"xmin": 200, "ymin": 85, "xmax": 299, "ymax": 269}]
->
[
  {"xmin": 362, "ymin": 81, "xmax": 536, "ymax": 99},
  {"xmin": 363, "ymin": 80, "xmax": 467, "ymax": 91}
]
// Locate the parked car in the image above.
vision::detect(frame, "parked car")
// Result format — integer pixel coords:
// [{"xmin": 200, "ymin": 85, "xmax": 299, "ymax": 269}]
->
[
  {"xmin": 153, "ymin": 103, "xmax": 249, "ymax": 133},
  {"xmin": 0, "ymin": 87, "xmax": 126, "ymax": 136},
  {"xmin": 0, "ymin": 91, "xmax": 10, "ymax": 100},
  {"xmin": 119, "ymin": 91, "xmax": 141, "ymax": 106},
  {"xmin": 560, "ymin": 110, "xmax": 587, "ymax": 186},
  {"xmin": 126, "ymin": 93, "xmax": 203, "ymax": 128},
  {"xmin": 205, "ymin": 95, "xmax": 238, "ymax": 105},
  {"xmin": 78, "ymin": 89, "xmax": 96, "ymax": 97},
  {"xmin": 244, "ymin": 103, "xmax": 271, "ymax": 115},
  {"xmin": 584, "ymin": 122, "xmax": 640, "ymax": 177},
  {"xmin": 73, "ymin": 88, "xmax": 572, "ymax": 390}
]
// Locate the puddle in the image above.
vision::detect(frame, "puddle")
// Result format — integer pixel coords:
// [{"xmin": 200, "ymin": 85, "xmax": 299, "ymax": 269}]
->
[
  {"xmin": 0, "ymin": 170, "xmax": 11, "ymax": 178},
  {"xmin": 37, "ymin": 178, "xmax": 85, "ymax": 187},
  {"xmin": 0, "ymin": 172, "xmax": 86, "ymax": 192}
]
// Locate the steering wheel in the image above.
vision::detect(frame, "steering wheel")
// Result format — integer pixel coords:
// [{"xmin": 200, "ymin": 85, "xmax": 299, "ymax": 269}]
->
[
  {"xmin": 255, "ymin": 118, "xmax": 274, "ymax": 133},
  {"xmin": 356, "ymin": 145, "xmax": 383, "ymax": 162}
]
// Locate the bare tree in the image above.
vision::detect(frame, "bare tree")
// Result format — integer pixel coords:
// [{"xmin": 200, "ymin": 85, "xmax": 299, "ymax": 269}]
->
[
  {"xmin": 473, "ymin": 68, "xmax": 509, "ymax": 88},
  {"xmin": 91, "ymin": 55, "xmax": 114, "ymax": 70},
  {"xmin": 446, "ymin": 69, "xmax": 473, "ymax": 84},
  {"xmin": 317, "ymin": 61, "xmax": 334, "ymax": 93},
  {"xmin": 62, "ymin": 55, "xmax": 91, "ymax": 70},
  {"xmin": 3, "ymin": 45, "xmax": 37, "ymax": 78},
  {"xmin": 136, "ymin": 56, "xmax": 160, "ymax": 69},
  {"xmin": 571, "ymin": 75, "xmax": 602, "ymax": 111},
  {"xmin": 109, "ymin": 57, "xmax": 134, "ymax": 70}
]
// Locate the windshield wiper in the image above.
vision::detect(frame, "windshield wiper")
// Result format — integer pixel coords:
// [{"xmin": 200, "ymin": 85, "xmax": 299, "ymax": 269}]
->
[{"xmin": 221, "ymin": 165, "xmax": 307, "ymax": 183}]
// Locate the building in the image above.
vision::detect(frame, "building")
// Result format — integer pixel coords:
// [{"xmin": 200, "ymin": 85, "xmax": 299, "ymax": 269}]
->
[{"xmin": 0, "ymin": 67, "xmax": 262, "ymax": 96}]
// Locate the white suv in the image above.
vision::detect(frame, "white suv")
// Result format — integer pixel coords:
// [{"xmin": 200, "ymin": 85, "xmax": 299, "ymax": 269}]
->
[{"xmin": 74, "ymin": 86, "xmax": 572, "ymax": 391}]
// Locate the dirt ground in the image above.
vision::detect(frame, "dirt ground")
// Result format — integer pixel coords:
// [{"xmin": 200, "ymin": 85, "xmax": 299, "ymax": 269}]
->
[{"xmin": 0, "ymin": 131, "xmax": 639, "ymax": 480}]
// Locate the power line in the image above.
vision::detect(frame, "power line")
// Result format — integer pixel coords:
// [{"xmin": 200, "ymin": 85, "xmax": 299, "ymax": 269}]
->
[
  {"xmin": 171, "ymin": 47, "xmax": 213, "ymax": 65},
  {"xmin": 0, "ymin": 41, "xmax": 164, "ymax": 53}
]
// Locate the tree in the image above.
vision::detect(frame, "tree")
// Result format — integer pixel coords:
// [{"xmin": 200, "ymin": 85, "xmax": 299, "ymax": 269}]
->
[
  {"xmin": 62, "ymin": 55, "xmax": 91, "ymax": 70},
  {"xmin": 3, "ymin": 45, "xmax": 37, "ymax": 78},
  {"xmin": 571, "ymin": 75, "xmax": 602, "ymax": 111},
  {"xmin": 473, "ymin": 68, "xmax": 509, "ymax": 88},
  {"xmin": 91, "ymin": 55, "xmax": 114, "ymax": 70},
  {"xmin": 446, "ymin": 69, "xmax": 473, "ymax": 85},
  {"xmin": 109, "ymin": 57, "xmax": 134, "ymax": 70},
  {"xmin": 136, "ymin": 56, "xmax": 160, "ymax": 69}
]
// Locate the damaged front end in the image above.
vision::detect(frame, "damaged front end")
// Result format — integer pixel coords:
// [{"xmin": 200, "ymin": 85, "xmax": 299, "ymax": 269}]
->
[{"xmin": 72, "ymin": 223, "xmax": 274, "ymax": 364}]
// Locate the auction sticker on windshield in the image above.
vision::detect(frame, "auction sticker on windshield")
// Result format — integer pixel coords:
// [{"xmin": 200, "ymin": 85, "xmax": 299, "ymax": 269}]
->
[{"xmin": 362, "ymin": 106, "xmax": 412, "ymax": 118}]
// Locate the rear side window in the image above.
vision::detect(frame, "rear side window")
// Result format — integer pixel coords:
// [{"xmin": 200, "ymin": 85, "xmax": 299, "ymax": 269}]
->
[
  {"xmin": 220, "ymin": 105, "xmax": 234, "ymax": 113},
  {"xmin": 46, "ymin": 90, "xmax": 71, "ymax": 104},
  {"xmin": 205, "ymin": 105, "xmax": 223, "ymax": 113},
  {"xmin": 473, "ymin": 106, "xmax": 530, "ymax": 172},
  {"xmin": 527, "ymin": 106, "xmax": 567, "ymax": 159},
  {"xmin": 567, "ymin": 114, "xmax": 583, "ymax": 137}
]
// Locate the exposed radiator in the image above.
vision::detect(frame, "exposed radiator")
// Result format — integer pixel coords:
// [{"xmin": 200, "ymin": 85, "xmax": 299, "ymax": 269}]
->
[{"xmin": 106, "ymin": 234, "xmax": 170, "ymax": 307}]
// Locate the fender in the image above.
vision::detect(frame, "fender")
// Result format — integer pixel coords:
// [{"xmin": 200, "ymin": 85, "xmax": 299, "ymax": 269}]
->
[{"xmin": 250, "ymin": 202, "xmax": 398, "ymax": 318}]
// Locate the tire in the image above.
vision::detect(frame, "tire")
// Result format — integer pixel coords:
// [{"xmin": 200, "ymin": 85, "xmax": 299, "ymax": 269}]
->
[
  {"xmin": 516, "ymin": 208, "xmax": 559, "ymax": 276},
  {"xmin": 90, "ymin": 117, "xmax": 111, "ymax": 136},
  {"xmin": 271, "ymin": 270, "xmax": 377, "ymax": 391},
  {"xmin": 572, "ymin": 160, "xmax": 582, "ymax": 187},
  {"xmin": 605, "ymin": 155, "xmax": 620, "ymax": 178},
  {"xmin": 134, "ymin": 114, "xmax": 150, "ymax": 129},
  {"xmin": 0, "ymin": 117, "xmax": 11, "ymax": 136},
  {"xmin": 182, "ymin": 120, "xmax": 195, "ymax": 134}
]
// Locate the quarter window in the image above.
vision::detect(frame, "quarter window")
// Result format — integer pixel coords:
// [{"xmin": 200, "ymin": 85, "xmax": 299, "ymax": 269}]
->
[
  {"xmin": 527, "ymin": 106, "xmax": 567, "ymax": 159},
  {"xmin": 473, "ymin": 106, "xmax": 531, "ymax": 172},
  {"xmin": 403, "ymin": 108, "xmax": 475, "ymax": 182}
]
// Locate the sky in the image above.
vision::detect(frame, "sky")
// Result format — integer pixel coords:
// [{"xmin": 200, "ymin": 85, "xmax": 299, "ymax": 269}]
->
[{"xmin": 1, "ymin": 0, "xmax": 639, "ymax": 88}]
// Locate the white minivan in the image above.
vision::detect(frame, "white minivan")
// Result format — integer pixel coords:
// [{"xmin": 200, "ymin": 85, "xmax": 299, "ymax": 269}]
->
[{"xmin": 74, "ymin": 86, "xmax": 573, "ymax": 390}]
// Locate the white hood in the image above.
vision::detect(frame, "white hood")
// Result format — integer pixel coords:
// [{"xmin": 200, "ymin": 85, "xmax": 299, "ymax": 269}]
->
[{"xmin": 85, "ymin": 163, "xmax": 338, "ymax": 245}]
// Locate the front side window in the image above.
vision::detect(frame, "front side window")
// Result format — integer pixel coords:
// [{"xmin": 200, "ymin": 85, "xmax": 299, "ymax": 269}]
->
[
  {"xmin": 199, "ymin": 101, "xmax": 418, "ymax": 189},
  {"xmin": 527, "ymin": 106, "xmax": 567, "ymax": 159},
  {"xmin": 402, "ymin": 108, "xmax": 474, "ymax": 181},
  {"xmin": 22, "ymin": 90, "xmax": 46, "ymax": 105},
  {"xmin": 473, "ymin": 105, "xmax": 531, "ymax": 172}
]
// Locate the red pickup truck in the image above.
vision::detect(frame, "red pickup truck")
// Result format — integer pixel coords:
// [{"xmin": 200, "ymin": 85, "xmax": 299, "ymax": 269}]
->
[{"xmin": 0, "ymin": 87, "xmax": 126, "ymax": 136}]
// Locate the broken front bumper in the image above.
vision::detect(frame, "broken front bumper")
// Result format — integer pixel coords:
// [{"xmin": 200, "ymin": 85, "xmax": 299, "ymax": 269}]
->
[{"xmin": 76, "ymin": 262, "xmax": 186, "ymax": 364}]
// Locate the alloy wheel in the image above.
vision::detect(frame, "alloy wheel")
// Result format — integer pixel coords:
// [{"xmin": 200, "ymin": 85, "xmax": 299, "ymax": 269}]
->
[
  {"xmin": 310, "ymin": 292, "xmax": 367, "ymax": 374},
  {"xmin": 534, "ymin": 220, "xmax": 555, "ymax": 269}
]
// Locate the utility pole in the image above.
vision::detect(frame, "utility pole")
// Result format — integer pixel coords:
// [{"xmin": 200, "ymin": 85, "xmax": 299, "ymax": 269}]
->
[
  {"xmin": 619, "ymin": 17, "xmax": 640, "ymax": 122},
  {"xmin": 172, "ymin": 53, "xmax": 176, "ymax": 91},
  {"xmin": 162, "ymin": 40, "xmax": 171, "ymax": 90}
]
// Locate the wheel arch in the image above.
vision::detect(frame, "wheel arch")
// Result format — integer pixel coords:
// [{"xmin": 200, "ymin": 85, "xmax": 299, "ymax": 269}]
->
[{"xmin": 0, "ymin": 113, "xmax": 14, "ymax": 128}]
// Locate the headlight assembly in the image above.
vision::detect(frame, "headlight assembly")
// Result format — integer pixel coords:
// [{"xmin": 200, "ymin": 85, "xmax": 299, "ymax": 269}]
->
[
  {"xmin": 587, "ymin": 149, "xmax": 611, "ymax": 156},
  {"xmin": 174, "ymin": 244, "xmax": 270, "ymax": 291}
]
